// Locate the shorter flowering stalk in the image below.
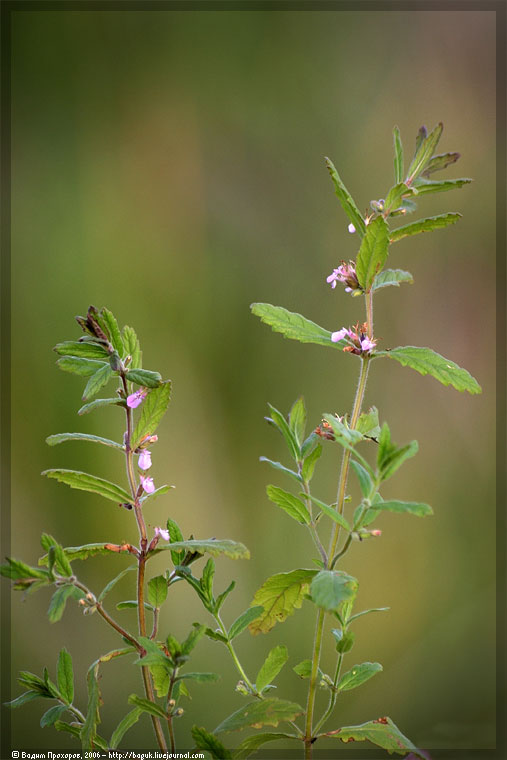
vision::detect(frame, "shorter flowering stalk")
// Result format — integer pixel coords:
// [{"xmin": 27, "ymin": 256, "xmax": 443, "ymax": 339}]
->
[
  {"xmin": 331, "ymin": 323, "xmax": 377, "ymax": 354},
  {"xmin": 326, "ymin": 261, "xmax": 361, "ymax": 294}
]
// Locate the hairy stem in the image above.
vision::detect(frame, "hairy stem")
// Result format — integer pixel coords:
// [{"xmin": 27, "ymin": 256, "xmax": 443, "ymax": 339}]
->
[
  {"xmin": 313, "ymin": 652, "xmax": 343, "ymax": 734},
  {"xmin": 304, "ymin": 608, "xmax": 325, "ymax": 757}
]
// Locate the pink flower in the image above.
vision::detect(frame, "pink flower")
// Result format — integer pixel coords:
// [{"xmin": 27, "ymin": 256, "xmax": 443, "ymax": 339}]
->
[
  {"xmin": 348, "ymin": 223, "xmax": 356, "ymax": 234},
  {"xmin": 155, "ymin": 526, "xmax": 170, "ymax": 541},
  {"xmin": 331, "ymin": 328, "xmax": 349, "ymax": 343},
  {"xmin": 138, "ymin": 449, "xmax": 152, "ymax": 470},
  {"xmin": 360, "ymin": 336, "xmax": 377, "ymax": 352},
  {"xmin": 326, "ymin": 261, "xmax": 360, "ymax": 293},
  {"xmin": 371, "ymin": 529, "xmax": 382, "ymax": 537},
  {"xmin": 127, "ymin": 388, "xmax": 148, "ymax": 409},
  {"xmin": 140, "ymin": 475, "xmax": 155, "ymax": 494}
]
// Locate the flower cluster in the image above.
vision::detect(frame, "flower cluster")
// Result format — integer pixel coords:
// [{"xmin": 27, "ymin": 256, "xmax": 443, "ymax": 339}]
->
[
  {"xmin": 331, "ymin": 323, "xmax": 376, "ymax": 354},
  {"xmin": 326, "ymin": 261, "xmax": 361, "ymax": 295},
  {"xmin": 127, "ymin": 388, "xmax": 148, "ymax": 409}
]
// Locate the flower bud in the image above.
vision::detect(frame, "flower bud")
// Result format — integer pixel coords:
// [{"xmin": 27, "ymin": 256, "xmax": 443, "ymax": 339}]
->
[{"xmin": 109, "ymin": 351, "xmax": 123, "ymax": 372}]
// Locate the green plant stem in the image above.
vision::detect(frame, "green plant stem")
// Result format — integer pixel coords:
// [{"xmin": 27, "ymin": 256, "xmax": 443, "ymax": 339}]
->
[
  {"xmin": 166, "ymin": 669, "xmax": 178, "ymax": 753},
  {"xmin": 215, "ymin": 613, "xmax": 257, "ymax": 695},
  {"xmin": 313, "ymin": 653, "xmax": 343, "ymax": 734},
  {"xmin": 300, "ymin": 474, "xmax": 328, "ymax": 565},
  {"xmin": 304, "ymin": 609, "xmax": 325, "ymax": 758}
]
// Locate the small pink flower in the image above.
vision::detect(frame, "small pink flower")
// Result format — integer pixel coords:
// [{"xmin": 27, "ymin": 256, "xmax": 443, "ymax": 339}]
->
[
  {"xmin": 155, "ymin": 526, "xmax": 170, "ymax": 541},
  {"xmin": 331, "ymin": 328, "xmax": 349, "ymax": 343},
  {"xmin": 138, "ymin": 449, "xmax": 152, "ymax": 470},
  {"xmin": 360, "ymin": 336, "xmax": 376, "ymax": 352},
  {"xmin": 371, "ymin": 529, "xmax": 382, "ymax": 537},
  {"xmin": 348, "ymin": 223, "xmax": 356, "ymax": 234},
  {"xmin": 326, "ymin": 261, "xmax": 360, "ymax": 293},
  {"xmin": 127, "ymin": 388, "xmax": 148, "ymax": 409},
  {"xmin": 140, "ymin": 475, "xmax": 155, "ymax": 494}
]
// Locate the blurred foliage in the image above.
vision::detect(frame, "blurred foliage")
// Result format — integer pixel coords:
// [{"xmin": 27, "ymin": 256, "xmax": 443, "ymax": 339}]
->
[{"xmin": 9, "ymin": 8, "xmax": 495, "ymax": 752}]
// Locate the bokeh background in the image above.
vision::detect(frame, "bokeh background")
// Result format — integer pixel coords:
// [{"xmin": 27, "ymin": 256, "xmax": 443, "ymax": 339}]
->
[{"xmin": 8, "ymin": 7, "xmax": 496, "ymax": 755}]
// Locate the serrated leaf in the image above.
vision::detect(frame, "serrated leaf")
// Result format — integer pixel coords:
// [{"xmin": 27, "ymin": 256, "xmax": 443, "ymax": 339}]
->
[
  {"xmin": 81, "ymin": 662, "xmax": 101, "ymax": 750},
  {"xmin": 46, "ymin": 432, "xmax": 123, "ymax": 450},
  {"xmin": 390, "ymin": 212, "xmax": 462, "ymax": 243},
  {"xmin": 48, "ymin": 585, "xmax": 84, "ymax": 623},
  {"xmin": 393, "ymin": 126, "xmax": 404, "ymax": 184},
  {"xmin": 293, "ymin": 659, "xmax": 320, "ymax": 679},
  {"xmin": 192, "ymin": 726, "xmax": 232, "ymax": 759},
  {"xmin": 56, "ymin": 357, "xmax": 107, "ymax": 377},
  {"xmin": 78, "ymin": 397, "xmax": 124, "ymax": 415},
  {"xmin": 256, "ymin": 645, "xmax": 288, "ymax": 693},
  {"xmin": 153, "ymin": 539, "xmax": 249, "ymax": 560},
  {"xmin": 40, "ymin": 704, "xmax": 67, "ymax": 728},
  {"xmin": 406, "ymin": 122, "xmax": 443, "ymax": 182},
  {"xmin": 422, "ymin": 151, "xmax": 460, "ymax": 176},
  {"xmin": 98, "ymin": 565, "xmax": 136, "ymax": 602},
  {"xmin": 150, "ymin": 665, "xmax": 170, "ymax": 698},
  {"xmin": 377, "ymin": 424, "xmax": 418, "ymax": 481},
  {"xmin": 325, "ymin": 157, "xmax": 366, "ymax": 237},
  {"xmin": 122, "ymin": 325, "xmax": 142, "ymax": 368},
  {"xmin": 17, "ymin": 671, "xmax": 50, "ymax": 695},
  {"xmin": 349, "ymin": 460, "xmax": 373, "ymax": 499},
  {"xmin": 259, "ymin": 457, "xmax": 301, "ymax": 484},
  {"xmin": 166, "ymin": 517, "xmax": 185, "ymax": 566},
  {"xmin": 356, "ymin": 216, "xmax": 389, "ymax": 292},
  {"xmin": 365, "ymin": 500, "xmax": 433, "ymax": 518},
  {"xmin": 229, "ymin": 606, "xmax": 264, "ymax": 641},
  {"xmin": 1, "ymin": 557, "xmax": 48, "ymax": 581},
  {"xmin": 132, "ymin": 381, "xmax": 171, "ymax": 449},
  {"xmin": 235, "ymin": 732, "xmax": 297, "ymax": 758},
  {"xmin": 57, "ymin": 648, "xmax": 74, "ymax": 704},
  {"xmin": 322, "ymin": 414, "xmax": 364, "ymax": 447},
  {"xmin": 215, "ymin": 698, "xmax": 303, "ymax": 733},
  {"xmin": 384, "ymin": 182, "xmax": 414, "ymax": 215},
  {"xmin": 42, "ymin": 469, "xmax": 132, "ymax": 503},
  {"xmin": 147, "ymin": 575, "xmax": 168, "ymax": 607},
  {"xmin": 348, "ymin": 606, "xmax": 390, "ymax": 623},
  {"xmin": 356, "ymin": 406, "xmax": 380, "ymax": 437},
  {"xmin": 375, "ymin": 346, "xmax": 481, "ymax": 394},
  {"xmin": 177, "ymin": 672, "xmax": 220, "ymax": 683},
  {"xmin": 100, "ymin": 308, "xmax": 124, "ymax": 355},
  {"xmin": 411, "ymin": 177, "xmax": 471, "ymax": 194},
  {"xmin": 116, "ymin": 600, "xmax": 154, "ymax": 611},
  {"xmin": 126, "ymin": 368, "xmax": 162, "ymax": 388},
  {"xmin": 127, "ymin": 693, "xmax": 167, "ymax": 720},
  {"xmin": 40, "ymin": 543, "xmax": 122, "ymax": 565},
  {"xmin": 266, "ymin": 485, "xmax": 310, "ymax": 524},
  {"xmin": 141, "ymin": 484, "xmax": 173, "ymax": 503},
  {"xmin": 327, "ymin": 716, "xmax": 426, "ymax": 758},
  {"xmin": 249, "ymin": 569, "xmax": 317, "ymax": 634},
  {"xmin": 310, "ymin": 570, "xmax": 358, "ymax": 612},
  {"xmin": 303, "ymin": 494, "xmax": 350, "ymax": 531},
  {"xmin": 82, "ymin": 363, "xmax": 114, "ymax": 401},
  {"xmin": 372, "ymin": 269, "xmax": 413, "ymax": 291},
  {"xmin": 109, "ymin": 708, "xmax": 142, "ymax": 749},
  {"xmin": 302, "ymin": 444, "xmax": 322, "ymax": 482},
  {"xmin": 289, "ymin": 397, "xmax": 306, "ymax": 445},
  {"xmin": 5, "ymin": 691, "xmax": 45, "ymax": 709},
  {"xmin": 54, "ymin": 341, "xmax": 109, "ymax": 359},
  {"xmin": 251, "ymin": 303, "xmax": 341, "ymax": 350},
  {"xmin": 182, "ymin": 624, "xmax": 206, "ymax": 655},
  {"xmin": 54, "ymin": 720, "xmax": 81, "ymax": 738},
  {"xmin": 267, "ymin": 403, "xmax": 300, "ymax": 460},
  {"xmin": 337, "ymin": 662, "xmax": 383, "ymax": 691}
]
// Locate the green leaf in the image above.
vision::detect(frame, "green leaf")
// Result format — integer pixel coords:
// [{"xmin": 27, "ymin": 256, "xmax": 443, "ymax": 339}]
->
[
  {"xmin": 164, "ymin": 517, "xmax": 185, "ymax": 566},
  {"xmin": 406, "ymin": 121, "xmax": 443, "ymax": 182},
  {"xmin": 235, "ymin": 732, "xmax": 297, "ymax": 758},
  {"xmin": 348, "ymin": 607, "xmax": 390, "ymax": 623},
  {"xmin": 56, "ymin": 357, "xmax": 107, "ymax": 377},
  {"xmin": 40, "ymin": 704, "xmax": 67, "ymax": 728},
  {"xmin": 46, "ymin": 432, "xmax": 124, "ymax": 451},
  {"xmin": 365, "ymin": 500, "xmax": 433, "ymax": 518},
  {"xmin": 215, "ymin": 698, "xmax": 304, "ymax": 733},
  {"xmin": 141, "ymin": 484, "xmax": 173, "ymax": 503},
  {"xmin": 310, "ymin": 570, "xmax": 358, "ymax": 612},
  {"xmin": 127, "ymin": 693, "xmax": 167, "ymax": 720},
  {"xmin": 17, "ymin": 671, "xmax": 51, "ymax": 695},
  {"xmin": 78, "ymin": 397, "xmax": 124, "ymax": 415},
  {"xmin": 100, "ymin": 308, "xmax": 124, "ymax": 355},
  {"xmin": 337, "ymin": 662, "xmax": 383, "ymax": 691},
  {"xmin": 57, "ymin": 649, "xmax": 74, "ymax": 704},
  {"xmin": 150, "ymin": 665, "xmax": 170, "ymax": 698},
  {"xmin": 82, "ymin": 363, "xmax": 114, "ymax": 401},
  {"xmin": 266, "ymin": 485, "xmax": 310, "ymax": 525},
  {"xmin": 356, "ymin": 216, "xmax": 389, "ymax": 292},
  {"xmin": 302, "ymin": 444, "xmax": 322, "ymax": 482},
  {"xmin": 289, "ymin": 397, "xmax": 306, "ymax": 445},
  {"xmin": 384, "ymin": 182, "xmax": 414, "ymax": 215},
  {"xmin": 125, "ymin": 368, "xmax": 162, "ymax": 388},
  {"xmin": 259, "ymin": 457, "xmax": 301, "ymax": 485},
  {"xmin": 132, "ymin": 381, "xmax": 171, "ymax": 449},
  {"xmin": 251, "ymin": 303, "xmax": 341, "ymax": 350},
  {"xmin": 327, "ymin": 716, "xmax": 426, "ymax": 758},
  {"xmin": 177, "ymin": 672, "xmax": 220, "ymax": 683},
  {"xmin": 182, "ymin": 624, "xmax": 206, "ymax": 655},
  {"xmin": 325, "ymin": 157, "xmax": 366, "ymax": 237},
  {"xmin": 202, "ymin": 627, "xmax": 228, "ymax": 644},
  {"xmin": 375, "ymin": 346, "xmax": 481, "ymax": 394},
  {"xmin": 411, "ymin": 177, "xmax": 471, "ymax": 195},
  {"xmin": 109, "ymin": 708, "xmax": 142, "ymax": 749},
  {"xmin": 98, "ymin": 565, "xmax": 136, "ymax": 602},
  {"xmin": 1, "ymin": 557, "xmax": 48, "ymax": 581},
  {"xmin": 54, "ymin": 341, "xmax": 109, "ymax": 359},
  {"xmin": 303, "ymin": 494, "xmax": 350, "ymax": 531},
  {"xmin": 372, "ymin": 269, "xmax": 413, "ymax": 291},
  {"xmin": 192, "ymin": 727, "xmax": 232, "ymax": 759},
  {"xmin": 42, "ymin": 469, "xmax": 132, "ymax": 503},
  {"xmin": 390, "ymin": 212, "xmax": 462, "ymax": 243},
  {"xmin": 122, "ymin": 325, "xmax": 142, "ymax": 368},
  {"xmin": 331, "ymin": 629, "xmax": 355, "ymax": 653},
  {"xmin": 356, "ymin": 406, "xmax": 380, "ymax": 438},
  {"xmin": 256, "ymin": 645, "xmax": 288, "ymax": 693},
  {"xmin": 40, "ymin": 543, "xmax": 121, "ymax": 565},
  {"xmin": 147, "ymin": 575, "xmax": 168, "ymax": 607},
  {"xmin": 267, "ymin": 403, "xmax": 300, "ymax": 460},
  {"xmin": 349, "ymin": 461, "xmax": 373, "ymax": 499},
  {"xmin": 81, "ymin": 662, "xmax": 101, "ymax": 750},
  {"xmin": 48, "ymin": 585, "xmax": 83, "ymax": 623},
  {"xmin": 229, "ymin": 606, "xmax": 264, "ymax": 641},
  {"xmin": 393, "ymin": 126, "xmax": 404, "ymax": 184},
  {"xmin": 54, "ymin": 720, "xmax": 81, "ymax": 738},
  {"xmin": 5, "ymin": 691, "xmax": 45, "ymax": 709},
  {"xmin": 377, "ymin": 424, "xmax": 418, "ymax": 481},
  {"xmin": 249, "ymin": 569, "xmax": 317, "ymax": 634},
  {"xmin": 293, "ymin": 659, "xmax": 323, "ymax": 680},
  {"xmin": 154, "ymin": 539, "xmax": 249, "ymax": 560},
  {"xmin": 116, "ymin": 600, "xmax": 154, "ymax": 611},
  {"xmin": 422, "ymin": 151, "xmax": 460, "ymax": 176},
  {"xmin": 322, "ymin": 414, "xmax": 364, "ymax": 447}
]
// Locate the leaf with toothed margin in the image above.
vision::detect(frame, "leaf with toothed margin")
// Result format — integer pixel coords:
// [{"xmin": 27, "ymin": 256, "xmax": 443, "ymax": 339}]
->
[
  {"xmin": 46, "ymin": 433, "xmax": 124, "ymax": 450},
  {"xmin": 132, "ymin": 381, "xmax": 171, "ymax": 449},
  {"xmin": 412, "ymin": 177, "xmax": 471, "ymax": 195},
  {"xmin": 325, "ymin": 157, "xmax": 366, "ymax": 237},
  {"xmin": 390, "ymin": 213, "xmax": 461, "ymax": 243},
  {"xmin": 56, "ymin": 357, "xmax": 107, "ymax": 376},
  {"xmin": 82, "ymin": 364, "xmax": 114, "ymax": 401},
  {"xmin": 374, "ymin": 346, "xmax": 481, "ymax": 394},
  {"xmin": 325, "ymin": 716, "xmax": 428, "ymax": 758},
  {"xmin": 235, "ymin": 732, "xmax": 298, "ymax": 758},
  {"xmin": 78, "ymin": 397, "xmax": 125, "ymax": 415},
  {"xmin": 42, "ymin": 469, "xmax": 132, "ymax": 503},
  {"xmin": 249, "ymin": 569, "xmax": 317, "ymax": 634},
  {"xmin": 215, "ymin": 698, "xmax": 304, "ymax": 733},
  {"xmin": 422, "ymin": 151, "xmax": 460, "ymax": 176},
  {"xmin": 406, "ymin": 122, "xmax": 443, "ymax": 182},
  {"xmin": 393, "ymin": 126, "xmax": 404, "ymax": 183},
  {"xmin": 151, "ymin": 539, "xmax": 249, "ymax": 560},
  {"xmin": 355, "ymin": 216, "xmax": 389, "ymax": 292},
  {"xmin": 251, "ymin": 303, "xmax": 344, "ymax": 350},
  {"xmin": 372, "ymin": 269, "xmax": 413, "ymax": 291},
  {"xmin": 53, "ymin": 341, "xmax": 109, "ymax": 359}
]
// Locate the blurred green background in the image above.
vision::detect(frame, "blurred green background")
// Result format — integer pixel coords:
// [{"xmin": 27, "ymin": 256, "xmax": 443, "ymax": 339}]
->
[{"xmin": 8, "ymin": 7, "xmax": 496, "ymax": 754}]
